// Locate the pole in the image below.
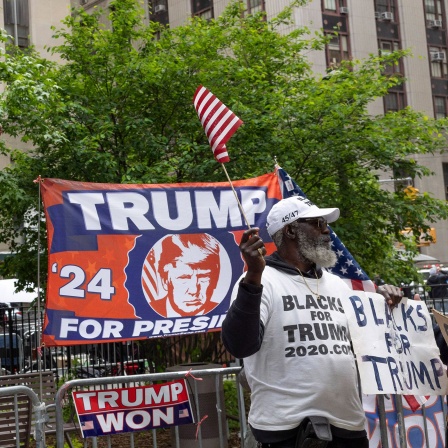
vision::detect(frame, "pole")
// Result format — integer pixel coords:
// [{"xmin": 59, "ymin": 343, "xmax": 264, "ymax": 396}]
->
[
  {"xmin": 221, "ymin": 163, "xmax": 252, "ymax": 229},
  {"xmin": 12, "ymin": 0, "xmax": 18, "ymax": 46},
  {"xmin": 35, "ymin": 176, "xmax": 45, "ymax": 445}
]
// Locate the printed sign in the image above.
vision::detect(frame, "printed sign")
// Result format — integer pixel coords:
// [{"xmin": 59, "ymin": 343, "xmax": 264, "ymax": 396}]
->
[
  {"xmin": 343, "ymin": 293, "xmax": 448, "ymax": 395},
  {"xmin": 41, "ymin": 175, "xmax": 280, "ymax": 346},
  {"xmin": 73, "ymin": 379, "xmax": 193, "ymax": 438}
]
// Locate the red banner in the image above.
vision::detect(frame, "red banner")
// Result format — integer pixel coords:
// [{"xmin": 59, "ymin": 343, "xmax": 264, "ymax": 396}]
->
[{"xmin": 41, "ymin": 174, "xmax": 280, "ymax": 346}]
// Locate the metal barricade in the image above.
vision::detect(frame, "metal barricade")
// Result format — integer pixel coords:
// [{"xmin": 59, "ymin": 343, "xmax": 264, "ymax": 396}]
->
[
  {"xmin": 0, "ymin": 384, "xmax": 46, "ymax": 448},
  {"xmin": 374, "ymin": 394, "xmax": 447, "ymax": 447},
  {"xmin": 54, "ymin": 365, "xmax": 246, "ymax": 448},
  {"xmin": 0, "ymin": 366, "xmax": 442, "ymax": 447}
]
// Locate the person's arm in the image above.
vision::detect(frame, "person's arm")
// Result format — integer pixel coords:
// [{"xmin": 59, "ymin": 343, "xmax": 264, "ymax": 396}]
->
[
  {"xmin": 222, "ymin": 227, "xmax": 266, "ymax": 358},
  {"xmin": 222, "ymin": 282, "xmax": 265, "ymax": 358},
  {"xmin": 434, "ymin": 324, "xmax": 448, "ymax": 365}
]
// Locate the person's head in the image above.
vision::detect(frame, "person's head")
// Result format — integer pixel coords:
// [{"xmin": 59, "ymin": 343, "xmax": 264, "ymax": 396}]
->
[
  {"xmin": 157, "ymin": 234, "xmax": 221, "ymax": 316},
  {"xmin": 430, "ymin": 266, "xmax": 438, "ymax": 276},
  {"xmin": 266, "ymin": 196, "xmax": 340, "ymax": 268}
]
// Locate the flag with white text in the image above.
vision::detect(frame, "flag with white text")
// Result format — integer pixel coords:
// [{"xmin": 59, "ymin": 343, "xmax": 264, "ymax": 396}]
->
[{"xmin": 41, "ymin": 174, "xmax": 280, "ymax": 346}]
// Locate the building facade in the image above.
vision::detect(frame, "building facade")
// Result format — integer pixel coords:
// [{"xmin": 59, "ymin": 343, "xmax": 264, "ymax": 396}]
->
[
  {"xmin": 2, "ymin": 0, "xmax": 448, "ymax": 264},
  {"xmin": 0, "ymin": 0, "xmax": 70, "ymax": 257},
  {"xmin": 0, "ymin": 0, "xmax": 70, "ymax": 171}
]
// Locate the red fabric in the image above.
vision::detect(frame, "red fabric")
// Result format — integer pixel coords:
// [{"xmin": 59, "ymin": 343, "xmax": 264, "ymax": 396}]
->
[{"xmin": 193, "ymin": 85, "xmax": 243, "ymax": 163}]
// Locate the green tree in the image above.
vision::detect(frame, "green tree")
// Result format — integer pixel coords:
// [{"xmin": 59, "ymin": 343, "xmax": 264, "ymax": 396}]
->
[{"xmin": 0, "ymin": 0, "xmax": 446, "ymax": 290}]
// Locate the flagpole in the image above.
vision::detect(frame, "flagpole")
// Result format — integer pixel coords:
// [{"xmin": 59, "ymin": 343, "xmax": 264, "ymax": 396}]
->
[{"xmin": 221, "ymin": 163, "xmax": 252, "ymax": 229}]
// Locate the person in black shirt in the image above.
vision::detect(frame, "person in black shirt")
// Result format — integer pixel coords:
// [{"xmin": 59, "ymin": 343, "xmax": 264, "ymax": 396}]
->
[{"xmin": 427, "ymin": 266, "xmax": 448, "ymax": 299}]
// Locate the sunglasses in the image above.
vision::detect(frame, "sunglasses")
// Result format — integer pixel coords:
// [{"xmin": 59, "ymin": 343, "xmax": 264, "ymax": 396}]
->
[{"xmin": 297, "ymin": 217, "xmax": 328, "ymax": 229}]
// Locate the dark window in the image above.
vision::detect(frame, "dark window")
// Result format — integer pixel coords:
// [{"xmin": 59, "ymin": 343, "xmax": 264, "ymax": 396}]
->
[
  {"xmin": 3, "ymin": 0, "xmax": 29, "ymax": 48},
  {"xmin": 192, "ymin": 0, "xmax": 213, "ymax": 19},
  {"xmin": 322, "ymin": 0, "xmax": 347, "ymax": 13},
  {"xmin": 434, "ymin": 96, "xmax": 447, "ymax": 118},
  {"xmin": 150, "ymin": 0, "xmax": 169, "ymax": 25},
  {"xmin": 374, "ymin": 0, "xmax": 396, "ymax": 15},
  {"xmin": 247, "ymin": 0, "xmax": 265, "ymax": 14},
  {"xmin": 192, "ymin": 0, "xmax": 211, "ymax": 11},
  {"xmin": 379, "ymin": 39, "xmax": 402, "ymax": 74},
  {"xmin": 429, "ymin": 46, "xmax": 448, "ymax": 77},
  {"xmin": 384, "ymin": 91, "xmax": 406, "ymax": 112},
  {"xmin": 443, "ymin": 163, "xmax": 448, "ymax": 200},
  {"xmin": 393, "ymin": 168, "xmax": 414, "ymax": 192},
  {"xmin": 424, "ymin": 0, "xmax": 443, "ymax": 22},
  {"xmin": 149, "ymin": 0, "xmax": 170, "ymax": 25},
  {"xmin": 325, "ymin": 32, "xmax": 349, "ymax": 67},
  {"xmin": 375, "ymin": 1, "xmax": 404, "ymax": 112}
]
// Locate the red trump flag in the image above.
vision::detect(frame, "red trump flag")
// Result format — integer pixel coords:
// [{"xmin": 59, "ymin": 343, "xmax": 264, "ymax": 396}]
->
[{"xmin": 40, "ymin": 174, "xmax": 280, "ymax": 346}]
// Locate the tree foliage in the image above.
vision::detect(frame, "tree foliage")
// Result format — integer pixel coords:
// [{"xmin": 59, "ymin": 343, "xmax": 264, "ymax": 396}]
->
[{"xmin": 0, "ymin": 0, "xmax": 447, "ymax": 290}]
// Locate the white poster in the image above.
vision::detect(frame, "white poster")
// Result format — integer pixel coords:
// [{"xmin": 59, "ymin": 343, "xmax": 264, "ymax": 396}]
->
[{"xmin": 343, "ymin": 292, "xmax": 447, "ymax": 395}]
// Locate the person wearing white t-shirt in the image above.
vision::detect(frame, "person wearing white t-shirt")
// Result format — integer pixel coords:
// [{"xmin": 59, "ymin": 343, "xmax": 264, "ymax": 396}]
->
[{"xmin": 222, "ymin": 196, "xmax": 403, "ymax": 448}]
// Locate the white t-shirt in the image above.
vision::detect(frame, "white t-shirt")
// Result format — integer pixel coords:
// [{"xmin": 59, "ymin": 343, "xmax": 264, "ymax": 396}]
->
[{"xmin": 231, "ymin": 266, "xmax": 366, "ymax": 432}]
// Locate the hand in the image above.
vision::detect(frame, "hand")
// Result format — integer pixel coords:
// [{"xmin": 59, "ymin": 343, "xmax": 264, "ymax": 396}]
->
[
  {"xmin": 377, "ymin": 284, "xmax": 403, "ymax": 309},
  {"xmin": 240, "ymin": 227, "xmax": 266, "ymax": 285}
]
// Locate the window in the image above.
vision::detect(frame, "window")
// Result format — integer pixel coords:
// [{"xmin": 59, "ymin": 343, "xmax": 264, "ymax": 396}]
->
[
  {"xmin": 379, "ymin": 40, "xmax": 398, "ymax": 55},
  {"xmin": 192, "ymin": 0, "xmax": 213, "ymax": 20},
  {"xmin": 153, "ymin": 1, "xmax": 167, "ymax": 12},
  {"xmin": 149, "ymin": 1, "xmax": 169, "ymax": 26},
  {"xmin": 384, "ymin": 91, "xmax": 406, "ymax": 112},
  {"xmin": 322, "ymin": 0, "xmax": 346, "ymax": 13},
  {"xmin": 434, "ymin": 97, "xmax": 447, "ymax": 119},
  {"xmin": 429, "ymin": 46, "xmax": 448, "ymax": 78},
  {"xmin": 374, "ymin": 0, "xmax": 396, "ymax": 15},
  {"xmin": 247, "ymin": 0, "xmax": 265, "ymax": 14},
  {"xmin": 3, "ymin": 0, "xmax": 29, "ymax": 48},
  {"xmin": 443, "ymin": 163, "xmax": 448, "ymax": 200},
  {"xmin": 325, "ymin": 32, "xmax": 349, "ymax": 66},
  {"xmin": 379, "ymin": 40, "xmax": 402, "ymax": 74},
  {"xmin": 424, "ymin": 0, "xmax": 443, "ymax": 22},
  {"xmin": 393, "ymin": 168, "xmax": 414, "ymax": 192}
]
